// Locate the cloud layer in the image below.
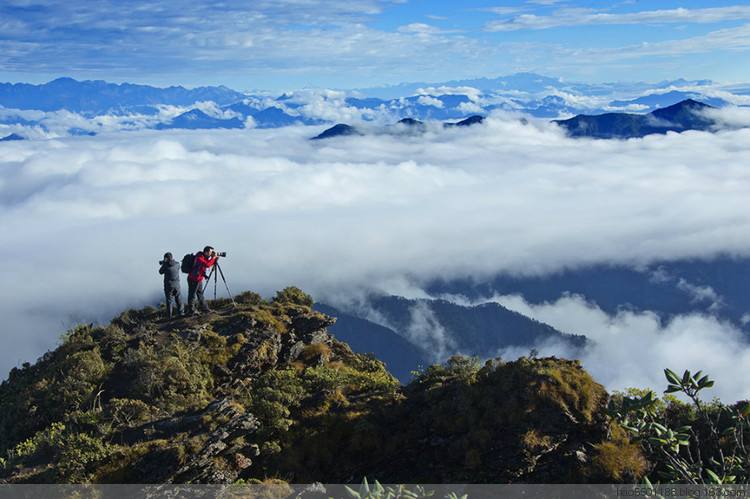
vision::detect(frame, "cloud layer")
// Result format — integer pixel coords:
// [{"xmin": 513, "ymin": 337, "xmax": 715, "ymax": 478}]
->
[
  {"xmin": 452, "ymin": 293, "xmax": 749, "ymax": 401},
  {"xmin": 2, "ymin": 115, "xmax": 750, "ymax": 397}
]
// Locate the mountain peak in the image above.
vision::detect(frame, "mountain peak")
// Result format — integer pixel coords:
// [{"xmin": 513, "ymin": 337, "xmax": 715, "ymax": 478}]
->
[
  {"xmin": 662, "ymin": 98, "xmax": 713, "ymax": 110},
  {"xmin": 48, "ymin": 76, "xmax": 78, "ymax": 85},
  {"xmin": 660, "ymin": 98, "xmax": 711, "ymax": 111},
  {"xmin": 0, "ymin": 287, "xmax": 643, "ymax": 484},
  {"xmin": 0, "ymin": 133, "xmax": 25, "ymax": 142},
  {"xmin": 311, "ymin": 123, "xmax": 361, "ymax": 140},
  {"xmin": 650, "ymin": 98, "xmax": 714, "ymax": 126},
  {"xmin": 555, "ymin": 99, "xmax": 715, "ymax": 139},
  {"xmin": 397, "ymin": 118, "xmax": 424, "ymax": 127}
]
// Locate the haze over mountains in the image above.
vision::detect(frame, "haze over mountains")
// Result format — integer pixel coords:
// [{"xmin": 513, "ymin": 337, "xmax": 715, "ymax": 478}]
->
[
  {"xmin": 314, "ymin": 255, "xmax": 750, "ymax": 386},
  {"xmin": 1, "ymin": 73, "xmax": 749, "ymax": 139},
  {"xmin": 317, "ymin": 296, "xmax": 586, "ymax": 382},
  {"xmin": 3, "ymin": 72, "xmax": 750, "ymax": 401}
]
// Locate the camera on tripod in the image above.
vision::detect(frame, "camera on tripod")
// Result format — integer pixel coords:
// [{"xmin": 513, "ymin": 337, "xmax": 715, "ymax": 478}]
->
[{"xmin": 216, "ymin": 251, "xmax": 227, "ymax": 258}]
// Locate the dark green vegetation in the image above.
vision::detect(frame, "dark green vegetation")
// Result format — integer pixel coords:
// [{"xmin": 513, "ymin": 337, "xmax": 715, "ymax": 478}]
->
[
  {"xmin": 612, "ymin": 370, "xmax": 750, "ymax": 484},
  {"xmin": 0, "ymin": 287, "xmax": 745, "ymax": 484}
]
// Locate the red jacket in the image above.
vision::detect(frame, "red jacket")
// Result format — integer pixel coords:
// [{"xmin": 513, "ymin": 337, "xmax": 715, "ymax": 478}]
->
[{"xmin": 188, "ymin": 253, "xmax": 218, "ymax": 283}]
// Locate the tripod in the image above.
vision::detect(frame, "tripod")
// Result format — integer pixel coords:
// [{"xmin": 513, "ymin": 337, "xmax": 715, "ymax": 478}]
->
[{"xmin": 203, "ymin": 261, "xmax": 237, "ymax": 307}]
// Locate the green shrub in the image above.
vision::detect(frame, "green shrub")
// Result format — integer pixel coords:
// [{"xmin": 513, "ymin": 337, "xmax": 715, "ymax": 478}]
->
[
  {"xmin": 614, "ymin": 369, "xmax": 750, "ymax": 484},
  {"xmin": 106, "ymin": 398, "xmax": 154, "ymax": 428},
  {"xmin": 51, "ymin": 349, "xmax": 108, "ymax": 413},
  {"xmin": 234, "ymin": 291, "xmax": 263, "ymax": 305},
  {"xmin": 56, "ymin": 433, "xmax": 113, "ymax": 483},
  {"xmin": 7, "ymin": 422, "xmax": 66, "ymax": 464},
  {"xmin": 117, "ymin": 341, "xmax": 213, "ymax": 412},
  {"xmin": 413, "ymin": 355, "xmax": 482, "ymax": 388},
  {"xmin": 96, "ymin": 325, "xmax": 129, "ymax": 362},
  {"xmin": 60, "ymin": 324, "xmax": 98, "ymax": 349},
  {"xmin": 272, "ymin": 287, "xmax": 314, "ymax": 307}
]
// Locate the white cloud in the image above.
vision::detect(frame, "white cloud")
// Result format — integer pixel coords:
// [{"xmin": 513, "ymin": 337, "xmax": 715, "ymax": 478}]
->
[
  {"xmin": 675, "ymin": 279, "xmax": 723, "ymax": 310},
  {"xmin": 403, "ymin": 302, "xmax": 457, "ymax": 361},
  {"xmin": 3, "ymin": 118, "xmax": 750, "ymax": 398},
  {"xmin": 192, "ymin": 101, "xmax": 243, "ymax": 120},
  {"xmin": 560, "ymin": 24, "xmax": 750, "ymax": 63},
  {"xmin": 703, "ymin": 106, "xmax": 750, "ymax": 129},
  {"xmin": 416, "ymin": 86, "xmax": 483, "ymax": 102},
  {"xmin": 398, "ymin": 23, "xmax": 441, "ymax": 35},
  {"xmin": 293, "ymin": 89, "xmax": 389, "ymax": 124},
  {"xmin": 486, "ymin": 6, "xmax": 750, "ymax": 32},
  {"xmin": 457, "ymin": 101, "xmax": 484, "ymax": 114},
  {"xmin": 484, "ymin": 293, "xmax": 750, "ymax": 401},
  {"xmin": 485, "ymin": 7, "xmax": 525, "ymax": 16},
  {"xmin": 0, "ymin": 104, "xmax": 212, "ymax": 138},
  {"xmin": 416, "ymin": 95, "xmax": 444, "ymax": 108},
  {"xmin": 546, "ymin": 89, "xmax": 609, "ymax": 109},
  {"xmin": 0, "ymin": 1, "xmax": 490, "ymax": 88}
]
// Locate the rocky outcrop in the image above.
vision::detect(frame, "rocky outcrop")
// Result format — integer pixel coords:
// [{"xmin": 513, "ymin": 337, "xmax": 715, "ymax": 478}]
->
[{"xmin": 0, "ymin": 288, "xmax": 645, "ymax": 484}]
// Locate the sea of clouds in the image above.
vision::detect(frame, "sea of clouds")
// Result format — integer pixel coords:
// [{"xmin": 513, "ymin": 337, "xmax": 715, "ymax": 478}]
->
[{"xmin": 2, "ymin": 111, "xmax": 750, "ymax": 398}]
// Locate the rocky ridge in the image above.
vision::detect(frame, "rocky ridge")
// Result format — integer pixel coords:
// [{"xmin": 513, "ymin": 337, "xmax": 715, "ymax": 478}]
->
[{"xmin": 0, "ymin": 288, "xmax": 644, "ymax": 484}]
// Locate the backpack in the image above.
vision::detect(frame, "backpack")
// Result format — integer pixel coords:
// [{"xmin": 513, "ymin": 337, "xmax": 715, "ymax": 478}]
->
[{"xmin": 181, "ymin": 253, "xmax": 196, "ymax": 274}]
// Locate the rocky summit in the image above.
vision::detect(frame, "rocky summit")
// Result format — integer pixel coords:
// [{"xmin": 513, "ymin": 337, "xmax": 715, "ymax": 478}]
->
[{"xmin": 0, "ymin": 287, "xmax": 644, "ymax": 484}]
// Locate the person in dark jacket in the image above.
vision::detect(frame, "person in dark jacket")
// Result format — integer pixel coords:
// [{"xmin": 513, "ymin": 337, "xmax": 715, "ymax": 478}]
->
[
  {"xmin": 159, "ymin": 252, "xmax": 182, "ymax": 319},
  {"xmin": 186, "ymin": 246, "xmax": 218, "ymax": 314}
]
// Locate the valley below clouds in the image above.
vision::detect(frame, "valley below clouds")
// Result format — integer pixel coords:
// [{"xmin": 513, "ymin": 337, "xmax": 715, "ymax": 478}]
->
[{"xmin": 2, "ymin": 114, "xmax": 750, "ymax": 398}]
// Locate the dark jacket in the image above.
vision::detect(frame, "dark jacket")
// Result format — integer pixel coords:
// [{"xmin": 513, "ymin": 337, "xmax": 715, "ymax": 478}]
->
[{"xmin": 159, "ymin": 260, "xmax": 181, "ymax": 289}]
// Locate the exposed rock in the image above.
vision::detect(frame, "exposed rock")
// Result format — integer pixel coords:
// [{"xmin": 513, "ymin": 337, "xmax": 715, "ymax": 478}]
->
[{"xmin": 170, "ymin": 398, "xmax": 260, "ymax": 483}]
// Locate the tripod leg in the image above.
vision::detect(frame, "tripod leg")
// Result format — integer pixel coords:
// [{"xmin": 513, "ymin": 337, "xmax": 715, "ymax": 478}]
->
[
  {"xmin": 213, "ymin": 264, "xmax": 217, "ymax": 300},
  {"xmin": 202, "ymin": 266, "xmax": 216, "ymax": 294},
  {"xmin": 216, "ymin": 262, "xmax": 237, "ymax": 307}
]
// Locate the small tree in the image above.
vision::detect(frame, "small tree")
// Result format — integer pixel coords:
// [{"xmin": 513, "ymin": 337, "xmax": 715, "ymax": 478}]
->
[{"xmin": 612, "ymin": 369, "xmax": 750, "ymax": 484}]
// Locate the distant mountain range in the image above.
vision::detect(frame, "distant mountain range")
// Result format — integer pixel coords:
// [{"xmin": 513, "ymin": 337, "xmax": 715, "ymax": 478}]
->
[
  {"xmin": 355, "ymin": 73, "xmax": 715, "ymax": 100},
  {"xmin": 155, "ymin": 109, "xmax": 245, "ymax": 130},
  {"xmin": 427, "ymin": 256, "xmax": 750, "ymax": 330},
  {"xmin": 0, "ymin": 74, "xmax": 747, "ymax": 138},
  {"xmin": 608, "ymin": 90, "xmax": 726, "ymax": 111},
  {"xmin": 316, "ymin": 254, "xmax": 750, "ymax": 383},
  {"xmin": 0, "ymin": 77, "xmax": 246, "ymax": 113},
  {"xmin": 318, "ymin": 295, "xmax": 587, "ymax": 382},
  {"xmin": 314, "ymin": 304, "xmax": 430, "ymax": 381},
  {"xmin": 555, "ymin": 99, "xmax": 717, "ymax": 139}
]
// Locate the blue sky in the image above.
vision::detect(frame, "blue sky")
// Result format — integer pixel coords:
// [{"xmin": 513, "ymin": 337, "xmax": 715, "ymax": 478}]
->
[{"xmin": 1, "ymin": 0, "xmax": 750, "ymax": 90}]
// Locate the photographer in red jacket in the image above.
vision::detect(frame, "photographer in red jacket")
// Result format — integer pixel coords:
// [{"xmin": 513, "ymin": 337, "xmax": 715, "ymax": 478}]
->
[{"xmin": 186, "ymin": 245, "xmax": 219, "ymax": 314}]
